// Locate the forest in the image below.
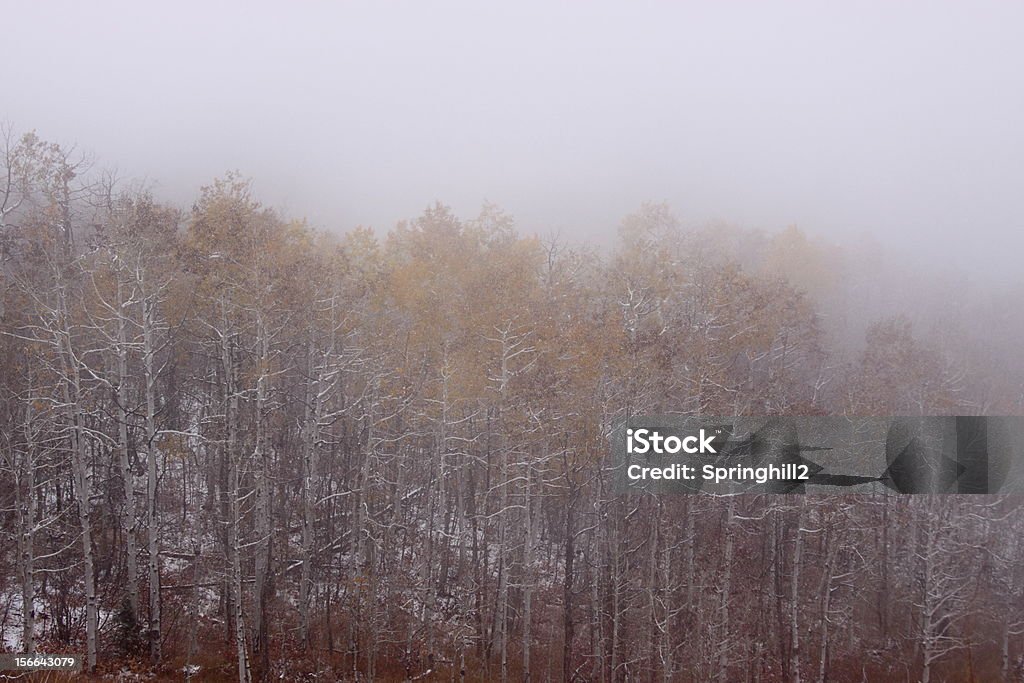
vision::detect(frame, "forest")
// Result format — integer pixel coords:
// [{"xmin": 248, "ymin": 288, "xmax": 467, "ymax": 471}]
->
[{"xmin": 2, "ymin": 126, "xmax": 1024, "ymax": 682}]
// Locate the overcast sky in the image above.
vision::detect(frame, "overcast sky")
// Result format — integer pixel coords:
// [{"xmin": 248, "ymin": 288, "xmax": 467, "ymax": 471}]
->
[{"xmin": 5, "ymin": 1, "xmax": 1023, "ymax": 277}]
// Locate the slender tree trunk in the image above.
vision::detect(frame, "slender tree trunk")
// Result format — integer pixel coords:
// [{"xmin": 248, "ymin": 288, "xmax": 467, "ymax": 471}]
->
[
  {"xmin": 791, "ymin": 498, "xmax": 805, "ymax": 683},
  {"xmin": 351, "ymin": 381, "xmax": 380, "ymax": 676},
  {"xmin": 817, "ymin": 528, "xmax": 837, "ymax": 683},
  {"xmin": 143, "ymin": 295, "xmax": 161, "ymax": 664},
  {"xmin": 684, "ymin": 497, "xmax": 696, "ymax": 615},
  {"xmin": 522, "ymin": 459, "xmax": 534, "ymax": 682},
  {"xmin": 497, "ymin": 435, "xmax": 509, "ymax": 683},
  {"xmin": 59, "ymin": 286, "xmax": 98, "ymax": 672},
  {"xmin": 920, "ymin": 499, "xmax": 937, "ymax": 683},
  {"xmin": 660, "ymin": 507, "xmax": 673, "ymax": 683},
  {"xmin": 252, "ymin": 315, "xmax": 272, "ymax": 676},
  {"xmin": 880, "ymin": 496, "xmax": 890, "ymax": 642},
  {"xmin": 17, "ymin": 400, "xmax": 37, "ymax": 653},
  {"xmin": 610, "ymin": 510, "xmax": 621, "ymax": 682},
  {"xmin": 715, "ymin": 495, "xmax": 735, "ymax": 683},
  {"xmin": 647, "ymin": 500, "xmax": 662, "ymax": 683},
  {"xmin": 223, "ymin": 323, "xmax": 250, "ymax": 683},
  {"xmin": 116, "ymin": 277, "xmax": 141, "ymax": 624},
  {"xmin": 562, "ymin": 480, "xmax": 575, "ymax": 683},
  {"xmin": 299, "ymin": 342, "xmax": 320, "ymax": 650}
]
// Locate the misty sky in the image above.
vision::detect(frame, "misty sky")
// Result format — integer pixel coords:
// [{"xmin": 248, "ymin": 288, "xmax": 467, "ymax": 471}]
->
[{"xmin": 5, "ymin": 1, "xmax": 1023, "ymax": 277}]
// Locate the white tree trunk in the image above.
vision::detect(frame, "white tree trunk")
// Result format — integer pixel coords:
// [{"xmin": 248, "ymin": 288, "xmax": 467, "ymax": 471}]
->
[
  {"xmin": 299, "ymin": 342, "xmax": 320, "ymax": 650},
  {"xmin": 17, "ymin": 400, "xmax": 37, "ymax": 654},
  {"xmin": 116, "ymin": 276, "xmax": 141, "ymax": 624},
  {"xmin": 223, "ymin": 323, "xmax": 250, "ymax": 683},
  {"xmin": 252, "ymin": 316, "xmax": 272, "ymax": 672},
  {"xmin": 791, "ymin": 498, "xmax": 805, "ymax": 683},
  {"xmin": 522, "ymin": 461, "xmax": 534, "ymax": 683},
  {"xmin": 59, "ymin": 287, "xmax": 98, "ymax": 671},
  {"xmin": 143, "ymin": 295, "xmax": 161, "ymax": 663},
  {"xmin": 817, "ymin": 529, "xmax": 838, "ymax": 683}
]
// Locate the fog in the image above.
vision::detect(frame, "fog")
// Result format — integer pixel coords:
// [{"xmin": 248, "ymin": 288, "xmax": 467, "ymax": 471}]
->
[
  {"xmin": 6, "ymin": 5, "xmax": 1024, "ymax": 678},
  {"xmin": 5, "ymin": 1, "xmax": 1023, "ymax": 279}
]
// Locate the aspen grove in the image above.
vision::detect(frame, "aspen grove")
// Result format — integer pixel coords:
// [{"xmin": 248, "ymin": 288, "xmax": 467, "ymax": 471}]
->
[{"xmin": 2, "ymin": 127, "xmax": 1024, "ymax": 681}]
